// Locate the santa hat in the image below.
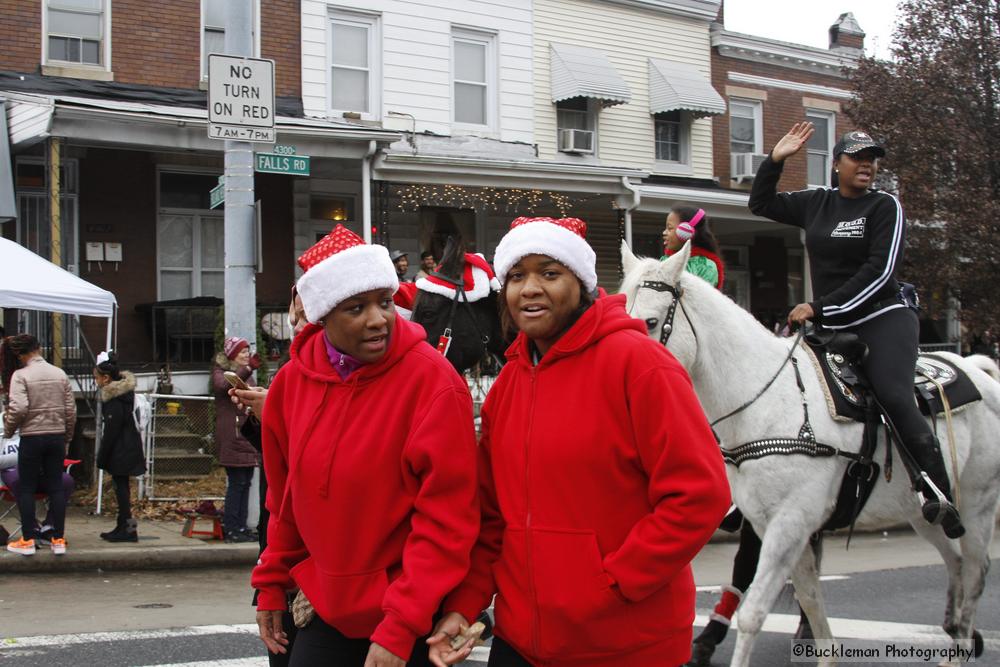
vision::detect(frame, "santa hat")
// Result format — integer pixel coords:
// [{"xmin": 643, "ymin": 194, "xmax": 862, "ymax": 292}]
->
[
  {"xmin": 393, "ymin": 282, "xmax": 418, "ymax": 320},
  {"xmin": 492, "ymin": 217, "xmax": 597, "ymax": 293},
  {"xmin": 296, "ymin": 225, "xmax": 399, "ymax": 324},
  {"xmin": 415, "ymin": 253, "xmax": 501, "ymax": 303},
  {"xmin": 224, "ymin": 336, "xmax": 250, "ymax": 360}
]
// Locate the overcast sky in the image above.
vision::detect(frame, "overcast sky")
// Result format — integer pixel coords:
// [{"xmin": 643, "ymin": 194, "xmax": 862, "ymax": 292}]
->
[{"xmin": 723, "ymin": 0, "xmax": 901, "ymax": 60}]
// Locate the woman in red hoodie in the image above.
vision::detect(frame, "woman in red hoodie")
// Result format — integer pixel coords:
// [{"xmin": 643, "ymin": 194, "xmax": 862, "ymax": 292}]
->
[
  {"xmin": 428, "ymin": 218, "xmax": 731, "ymax": 667},
  {"xmin": 251, "ymin": 225, "xmax": 479, "ymax": 667}
]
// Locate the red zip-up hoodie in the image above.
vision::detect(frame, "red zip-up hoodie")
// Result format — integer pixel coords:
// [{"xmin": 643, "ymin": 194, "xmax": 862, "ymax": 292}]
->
[
  {"xmin": 445, "ymin": 295, "xmax": 730, "ymax": 666},
  {"xmin": 251, "ymin": 317, "xmax": 479, "ymax": 660}
]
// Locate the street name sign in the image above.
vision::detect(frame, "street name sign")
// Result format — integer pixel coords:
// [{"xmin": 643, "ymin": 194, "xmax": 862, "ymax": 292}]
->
[
  {"xmin": 208, "ymin": 54, "xmax": 276, "ymax": 144},
  {"xmin": 209, "ymin": 176, "xmax": 225, "ymax": 209},
  {"xmin": 255, "ymin": 153, "xmax": 311, "ymax": 176}
]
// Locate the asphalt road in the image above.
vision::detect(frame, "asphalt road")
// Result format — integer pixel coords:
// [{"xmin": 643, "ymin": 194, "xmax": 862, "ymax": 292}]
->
[{"xmin": 2, "ymin": 531, "xmax": 998, "ymax": 666}]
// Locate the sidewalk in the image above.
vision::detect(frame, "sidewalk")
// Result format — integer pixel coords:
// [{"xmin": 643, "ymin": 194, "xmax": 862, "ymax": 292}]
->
[{"xmin": 0, "ymin": 505, "xmax": 259, "ymax": 574}]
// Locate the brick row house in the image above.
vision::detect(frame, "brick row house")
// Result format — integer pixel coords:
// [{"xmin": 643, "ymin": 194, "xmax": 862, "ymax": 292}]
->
[{"xmin": 1, "ymin": 0, "xmax": 876, "ymax": 380}]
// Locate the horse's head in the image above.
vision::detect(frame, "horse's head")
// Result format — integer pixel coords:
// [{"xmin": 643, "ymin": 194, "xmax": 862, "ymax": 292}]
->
[
  {"xmin": 621, "ymin": 240, "xmax": 698, "ymax": 369},
  {"xmin": 411, "ymin": 237, "xmax": 505, "ymax": 375}
]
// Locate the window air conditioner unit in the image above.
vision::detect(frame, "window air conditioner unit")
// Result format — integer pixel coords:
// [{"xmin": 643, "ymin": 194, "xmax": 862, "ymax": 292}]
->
[
  {"xmin": 731, "ymin": 152, "xmax": 768, "ymax": 182},
  {"xmin": 558, "ymin": 128, "xmax": 594, "ymax": 154}
]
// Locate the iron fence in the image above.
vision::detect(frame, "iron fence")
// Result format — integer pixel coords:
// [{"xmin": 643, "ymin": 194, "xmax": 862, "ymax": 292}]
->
[{"xmin": 143, "ymin": 393, "xmax": 223, "ymax": 501}]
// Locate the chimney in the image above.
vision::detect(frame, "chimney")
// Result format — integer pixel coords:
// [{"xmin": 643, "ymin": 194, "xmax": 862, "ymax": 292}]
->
[{"xmin": 829, "ymin": 12, "xmax": 865, "ymax": 54}]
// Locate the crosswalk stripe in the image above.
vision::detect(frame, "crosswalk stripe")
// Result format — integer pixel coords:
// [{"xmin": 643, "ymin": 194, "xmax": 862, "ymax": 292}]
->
[
  {"xmin": 1, "ymin": 624, "xmax": 258, "ymax": 648},
  {"xmin": 696, "ymin": 612, "xmax": 1000, "ymax": 648},
  {"xmin": 695, "ymin": 574, "xmax": 850, "ymax": 593},
  {"xmin": 155, "ymin": 660, "xmax": 267, "ymax": 667}
]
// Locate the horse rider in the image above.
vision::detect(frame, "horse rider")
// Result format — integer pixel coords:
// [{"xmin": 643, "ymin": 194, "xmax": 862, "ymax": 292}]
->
[{"xmin": 749, "ymin": 122, "xmax": 964, "ymax": 540}]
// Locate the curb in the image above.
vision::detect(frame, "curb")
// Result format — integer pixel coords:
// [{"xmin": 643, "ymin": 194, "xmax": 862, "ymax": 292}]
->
[{"xmin": 0, "ymin": 543, "xmax": 259, "ymax": 574}]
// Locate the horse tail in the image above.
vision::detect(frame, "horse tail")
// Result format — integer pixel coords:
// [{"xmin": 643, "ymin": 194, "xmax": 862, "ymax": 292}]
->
[{"xmin": 966, "ymin": 354, "xmax": 1000, "ymax": 383}]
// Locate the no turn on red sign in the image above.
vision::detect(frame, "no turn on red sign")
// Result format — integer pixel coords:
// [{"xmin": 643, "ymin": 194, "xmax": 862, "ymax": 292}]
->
[{"xmin": 208, "ymin": 54, "xmax": 276, "ymax": 143}]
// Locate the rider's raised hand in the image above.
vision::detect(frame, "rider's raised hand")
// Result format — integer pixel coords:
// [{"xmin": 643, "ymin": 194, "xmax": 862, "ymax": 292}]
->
[{"xmin": 771, "ymin": 122, "xmax": 815, "ymax": 163}]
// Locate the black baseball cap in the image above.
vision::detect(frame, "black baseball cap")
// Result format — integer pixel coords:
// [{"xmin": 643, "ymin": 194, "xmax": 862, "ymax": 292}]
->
[{"xmin": 834, "ymin": 130, "xmax": 885, "ymax": 158}]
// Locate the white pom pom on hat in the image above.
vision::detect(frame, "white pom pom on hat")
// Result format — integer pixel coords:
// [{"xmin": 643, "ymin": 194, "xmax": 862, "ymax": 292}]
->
[{"xmin": 492, "ymin": 217, "xmax": 598, "ymax": 293}]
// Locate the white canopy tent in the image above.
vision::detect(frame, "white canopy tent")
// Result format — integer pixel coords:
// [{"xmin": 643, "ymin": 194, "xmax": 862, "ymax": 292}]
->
[
  {"xmin": 0, "ymin": 236, "xmax": 117, "ymax": 349},
  {"xmin": 1, "ymin": 236, "xmax": 118, "ymax": 513}
]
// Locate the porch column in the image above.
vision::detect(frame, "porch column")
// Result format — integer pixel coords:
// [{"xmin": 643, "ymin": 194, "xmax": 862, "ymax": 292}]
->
[{"xmin": 49, "ymin": 137, "xmax": 63, "ymax": 367}]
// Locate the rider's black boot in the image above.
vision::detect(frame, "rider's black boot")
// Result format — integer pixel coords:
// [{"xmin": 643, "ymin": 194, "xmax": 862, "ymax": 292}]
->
[{"xmin": 910, "ymin": 434, "xmax": 965, "ymax": 539}]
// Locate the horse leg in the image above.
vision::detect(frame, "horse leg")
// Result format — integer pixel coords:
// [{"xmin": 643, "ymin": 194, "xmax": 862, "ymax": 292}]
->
[
  {"xmin": 790, "ymin": 538, "xmax": 835, "ymax": 665},
  {"xmin": 948, "ymin": 496, "xmax": 996, "ymax": 665},
  {"xmin": 730, "ymin": 514, "xmax": 815, "ymax": 667},
  {"xmin": 691, "ymin": 521, "xmax": 761, "ymax": 666},
  {"xmin": 910, "ymin": 517, "xmax": 964, "ymax": 641}
]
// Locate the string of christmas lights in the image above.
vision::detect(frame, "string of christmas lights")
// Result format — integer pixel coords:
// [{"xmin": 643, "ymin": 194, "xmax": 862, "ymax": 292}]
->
[{"xmin": 394, "ymin": 184, "xmax": 579, "ymax": 217}]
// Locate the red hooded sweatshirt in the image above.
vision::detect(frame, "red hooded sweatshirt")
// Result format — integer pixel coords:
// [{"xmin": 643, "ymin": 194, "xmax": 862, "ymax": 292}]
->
[
  {"xmin": 251, "ymin": 317, "xmax": 479, "ymax": 660},
  {"xmin": 445, "ymin": 294, "xmax": 730, "ymax": 666}
]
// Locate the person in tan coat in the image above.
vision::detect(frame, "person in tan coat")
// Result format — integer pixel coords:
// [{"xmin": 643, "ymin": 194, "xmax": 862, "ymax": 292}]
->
[{"xmin": 2, "ymin": 334, "xmax": 76, "ymax": 556}]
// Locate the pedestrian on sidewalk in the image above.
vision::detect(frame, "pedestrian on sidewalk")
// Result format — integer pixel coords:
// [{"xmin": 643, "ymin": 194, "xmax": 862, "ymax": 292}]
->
[
  {"xmin": 252, "ymin": 225, "xmax": 479, "ymax": 667},
  {"xmin": 94, "ymin": 351, "xmax": 146, "ymax": 542},
  {"xmin": 428, "ymin": 217, "xmax": 731, "ymax": 667},
  {"xmin": 2, "ymin": 334, "xmax": 76, "ymax": 556},
  {"xmin": 0, "ymin": 430, "xmax": 75, "ymax": 543},
  {"xmin": 212, "ymin": 336, "xmax": 260, "ymax": 543}
]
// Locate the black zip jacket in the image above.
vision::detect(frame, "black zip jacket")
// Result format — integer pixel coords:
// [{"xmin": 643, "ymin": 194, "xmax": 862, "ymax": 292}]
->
[{"xmin": 749, "ymin": 155, "xmax": 907, "ymax": 329}]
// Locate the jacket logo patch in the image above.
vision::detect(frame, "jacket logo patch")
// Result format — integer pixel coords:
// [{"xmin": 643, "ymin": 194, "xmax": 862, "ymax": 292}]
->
[{"xmin": 831, "ymin": 217, "xmax": 866, "ymax": 238}]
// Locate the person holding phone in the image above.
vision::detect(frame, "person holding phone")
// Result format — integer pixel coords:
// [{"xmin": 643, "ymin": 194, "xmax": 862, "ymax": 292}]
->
[
  {"xmin": 212, "ymin": 336, "xmax": 260, "ymax": 543},
  {"xmin": 251, "ymin": 225, "xmax": 478, "ymax": 667},
  {"xmin": 427, "ymin": 217, "xmax": 730, "ymax": 667}
]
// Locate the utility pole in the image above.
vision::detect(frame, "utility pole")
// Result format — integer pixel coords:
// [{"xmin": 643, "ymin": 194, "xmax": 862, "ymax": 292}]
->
[{"xmin": 223, "ymin": 0, "xmax": 257, "ymax": 362}]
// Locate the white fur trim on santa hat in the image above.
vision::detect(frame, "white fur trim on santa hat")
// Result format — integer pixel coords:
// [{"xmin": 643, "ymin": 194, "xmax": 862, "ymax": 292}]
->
[
  {"xmin": 296, "ymin": 243, "xmax": 399, "ymax": 323},
  {"xmin": 415, "ymin": 264, "xmax": 500, "ymax": 303},
  {"xmin": 493, "ymin": 220, "xmax": 597, "ymax": 293}
]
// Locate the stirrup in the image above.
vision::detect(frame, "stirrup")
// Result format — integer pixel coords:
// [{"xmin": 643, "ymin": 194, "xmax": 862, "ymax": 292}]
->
[{"xmin": 919, "ymin": 473, "xmax": 965, "ymax": 538}]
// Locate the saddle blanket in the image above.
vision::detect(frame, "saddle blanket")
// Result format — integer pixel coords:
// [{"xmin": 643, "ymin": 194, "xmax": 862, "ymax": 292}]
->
[{"xmin": 806, "ymin": 347, "xmax": 981, "ymax": 423}]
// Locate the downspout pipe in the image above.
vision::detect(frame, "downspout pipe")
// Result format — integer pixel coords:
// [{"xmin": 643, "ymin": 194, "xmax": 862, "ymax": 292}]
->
[
  {"xmin": 620, "ymin": 176, "xmax": 641, "ymax": 247},
  {"xmin": 362, "ymin": 140, "xmax": 377, "ymax": 244}
]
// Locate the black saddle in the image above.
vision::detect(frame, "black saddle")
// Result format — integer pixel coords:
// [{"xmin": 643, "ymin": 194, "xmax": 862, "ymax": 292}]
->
[{"xmin": 805, "ymin": 332, "xmax": 981, "ymax": 423}]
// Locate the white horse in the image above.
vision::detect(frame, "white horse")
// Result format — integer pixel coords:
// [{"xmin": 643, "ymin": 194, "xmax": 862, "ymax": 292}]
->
[{"xmin": 621, "ymin": 241, "xmax": 1000, "ymax": 667}]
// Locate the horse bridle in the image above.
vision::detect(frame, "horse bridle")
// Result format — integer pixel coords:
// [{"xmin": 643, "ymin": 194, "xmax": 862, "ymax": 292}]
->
[{"xmin": 638, "ymin": 279, "xmax": 695, "ymax": 346}]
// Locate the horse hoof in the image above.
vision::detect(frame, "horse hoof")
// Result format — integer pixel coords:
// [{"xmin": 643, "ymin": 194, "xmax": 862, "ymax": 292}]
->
[
  {"xmin": 974, "ymin": 629, "xmax": 984, "ymax": 658},
  {"xmin": 687, "ymin": 640, "xmax": 716, "ymax": 667}
]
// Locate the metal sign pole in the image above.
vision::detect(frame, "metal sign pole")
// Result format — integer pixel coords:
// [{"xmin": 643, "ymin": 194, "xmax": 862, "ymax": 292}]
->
[{"xmin": 224, "ymin": 0, "xmax": 257, "ymax": 363}]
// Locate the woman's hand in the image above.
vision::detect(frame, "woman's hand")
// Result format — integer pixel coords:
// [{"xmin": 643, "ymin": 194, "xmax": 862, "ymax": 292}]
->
[
  {"xmin": 427, "ymin": 612, "xmax": 475, "ymax": 667},
  {"xmin": 230, "ymin": 387, "xmax": 267, "ymax": 418},
  {"xmin": 771, "ymin": 122, "xmax": 815, "ymax": 163},
  {"xmin": 787, "ymin": 302, "xmax": 815, "ymax": 327},
  {"xmin": 363, "ymin": 642, "xmax": 406, "ymax": 667},
  {"xmin": 256, "ymin": 609, "xmax": 289, "ymax": 655}
]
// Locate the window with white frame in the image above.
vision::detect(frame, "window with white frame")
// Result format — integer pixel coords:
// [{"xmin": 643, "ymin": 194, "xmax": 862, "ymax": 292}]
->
[
  {"xmin": 201, "ymin": 0, "xmax": 260, "ymax": 80},
  {"xmin": 157, "ymin": 172, "xmax": 225, "ymax": 300},
  {"xmin": 46, "ymin": 0, "xmax": 106, "ymax": 66},
  {"xmin": 329, "ymin": 12, "xmax": 379, "ymax": 116},
  {"xmin": 452, "ymin": 28, "xmax": 495, "ymax": 128},
  {"xmin": 654, "ymin": 111, "xmax": 689, "ymax": 164},
  {"xmin": 806, "ymin": 110, "xmax": 835, "ymax": 187},
  {"xmin": 730, "ymin": 99, "xmax": 763, "ymax": 154},
  {"xmin": 556, "ymin": 97, "xmax": 596, "ymax": 154}
]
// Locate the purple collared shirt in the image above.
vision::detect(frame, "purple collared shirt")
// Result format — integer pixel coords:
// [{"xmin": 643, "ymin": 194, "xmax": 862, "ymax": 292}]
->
[{"xmin": 322, "ymin": 335, "xmax": 367, "ymax": 380}]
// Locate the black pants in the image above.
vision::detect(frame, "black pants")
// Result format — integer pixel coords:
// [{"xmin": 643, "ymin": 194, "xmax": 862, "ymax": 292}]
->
[
  {"xmin": 223, "ymin": 466, "xmax": 254, "ymax": 534},
  {"xmin": 112, "ymin": 474, "xmax": 132, "ymax": 525},
  {"xmin": 267, "ymin": 610, "xmax": 298, "ymax": 667},
  {"xmin": 487, "ymin": 636, "xmax": 533, "ymax": 667},
  {"xmin": 288, "ymin": 617, "xmax": 433, "ymax": 667},
  {"xmin": 851, "ymin": 307, "xmax": 932, "ymax": 445},
  {"xmin": 16, "ymin": 434, "xmax": 67, "ymax": 540}
]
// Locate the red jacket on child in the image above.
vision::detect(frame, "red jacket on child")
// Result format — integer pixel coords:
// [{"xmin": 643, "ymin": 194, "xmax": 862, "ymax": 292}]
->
[
  {"xmin": 445, "ymin": 294, "xmax": 730, "ymax": 666},
  {"xmin": 251, "ymin": 317, "xmax": 479, "ymax": 660}
]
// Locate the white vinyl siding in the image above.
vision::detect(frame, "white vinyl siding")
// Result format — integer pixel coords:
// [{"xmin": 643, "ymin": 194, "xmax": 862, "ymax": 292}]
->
[
  {"xmin": 533, "ymin": 0, "xmax": 715, "ymax": 176},
  {"xmin": 301, "ymin": 1, "xmax": 532, "ymax": 143}
]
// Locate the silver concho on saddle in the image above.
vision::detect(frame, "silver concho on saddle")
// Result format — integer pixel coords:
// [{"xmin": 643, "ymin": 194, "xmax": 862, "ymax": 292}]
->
[{"xmin": 805, "ymin": 336, "xmax": 981, "ymax": 423}]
